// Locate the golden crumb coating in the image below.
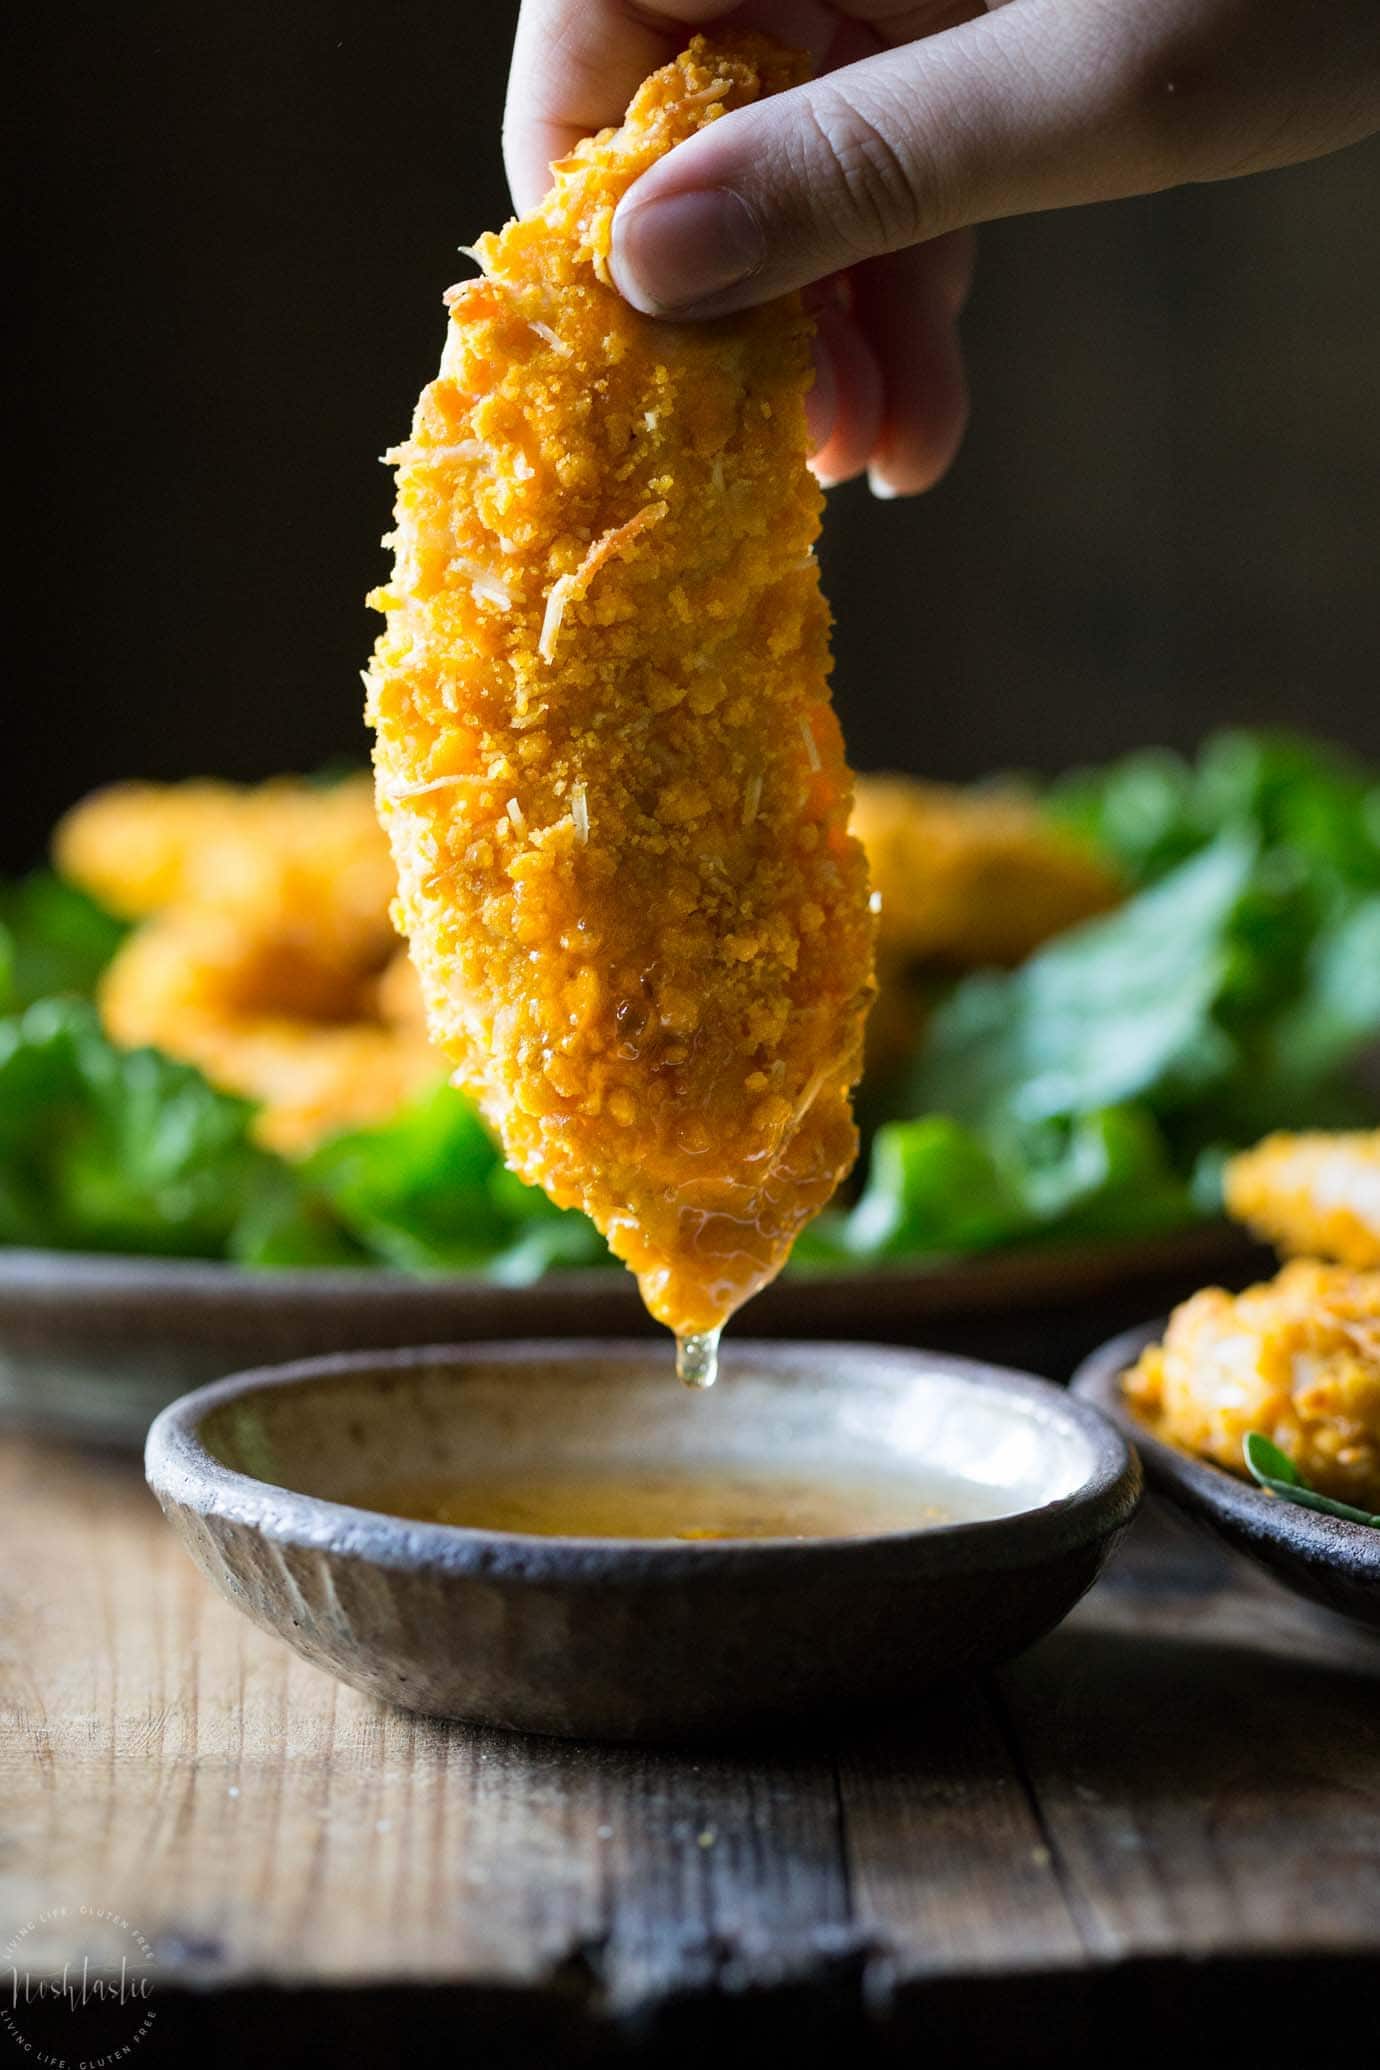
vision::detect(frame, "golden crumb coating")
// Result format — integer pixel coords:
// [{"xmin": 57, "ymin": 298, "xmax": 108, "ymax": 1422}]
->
[
  {"xmin": 852, "ymin": 776, "xmax": 1122, "ymax": 971},
  {"xmin": 1224, "ymin": 1130, "xmax": 1380, "ymax": 1269},
  {"xmin": 56, "ymin": 776, "xmax": 396, "ymax": 939},
  {"xmin": 1124, "ymin": 1258, "xmax": 1380, "ymax": 1507},
  {"xmin": 365, "ymin": 34, "xmax": 875, "ymax": 1338},
  {"xmin": 100, "ymin": 904, "xmax": 437, "ymax": 1155}
]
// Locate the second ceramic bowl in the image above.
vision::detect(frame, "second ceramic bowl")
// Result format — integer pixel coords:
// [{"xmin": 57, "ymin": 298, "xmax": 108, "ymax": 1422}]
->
[{"xmin": 1075, "ymin": 1321, "xmax": 1380, "ymax": 1630}]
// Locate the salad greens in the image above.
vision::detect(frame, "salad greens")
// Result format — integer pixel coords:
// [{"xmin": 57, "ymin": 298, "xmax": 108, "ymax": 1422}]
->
[
  {"xmin": 0, "ymin": 728, "xmax": 1375, "ymax": 1277},
  {"xmin": 0, "ymin": 872, "xmax": 127, "ymax": 1015},
  {"xmin": 1046, "ymin": 727, "xmax": 1380, "ymax": 896},
  {"xmin": 294, "ymin": 1083, "xmax": 609, "ymax": 1281},
  {"xmin": 909, "ymin": 834, "xmax": 1262, "ymax": 1132},
  {"xmin": 834, "ymin": 1107, "xmax": 1192, "ymax": 1264},
  {"xmin": 0, "ymin": 998, "xmax": 613, "ymax": 1276},
  {"xmin": 0, "ymin": 999, "xmax": 274, "ymax": 1257},
  {"xmin": 840, "ymin": 731, "xmax": 1379, "ymax": 1264}
]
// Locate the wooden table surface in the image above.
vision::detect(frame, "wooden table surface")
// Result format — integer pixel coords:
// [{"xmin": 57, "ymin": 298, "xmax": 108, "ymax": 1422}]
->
[{"xmin": 2, "ymin": 1430, "xmax": 1378, "ymax": 2067}]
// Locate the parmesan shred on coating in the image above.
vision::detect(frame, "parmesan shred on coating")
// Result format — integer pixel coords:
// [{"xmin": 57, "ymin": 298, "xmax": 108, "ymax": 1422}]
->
[
  {"xmin": 365, "ymin": 31, "xmax": 876, "ymax": 1341},
  {"xmin": 380, "ymin": 773, "xmax": 490, "ymax": 802},
  {"xmin": 528, "ymin": 318, "xmax": 569, "ymax": 353},
  {"xmin": 538, "ymin": 503, "xmax": 668, "ymax": 664},
  {"xmin": 382, "ymin": 439, "xmax": 487, "ymax": 467},
  {"xmin": 451, "ymin": 560, "xmax": 513, "ymax": 611}
]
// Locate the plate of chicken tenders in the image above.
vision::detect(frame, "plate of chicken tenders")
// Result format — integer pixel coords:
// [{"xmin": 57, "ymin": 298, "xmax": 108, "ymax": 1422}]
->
[
  {"xmin": 1076, "ymin": 1128, "xmax": 1380, "ymax": 1628},
  {"xmin": 2, "ymin": 35, "xmax": 1376, "ymax": 1445}
]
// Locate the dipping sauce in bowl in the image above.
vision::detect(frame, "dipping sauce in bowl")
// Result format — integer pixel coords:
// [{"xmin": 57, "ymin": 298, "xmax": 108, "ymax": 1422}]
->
[{"xmin": 359, "ymin": 1465, "xmax": 989, "ymax": 1541}]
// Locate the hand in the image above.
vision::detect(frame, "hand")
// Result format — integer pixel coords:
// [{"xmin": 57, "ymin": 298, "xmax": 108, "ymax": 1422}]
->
[{"xmin": 504, "ymin": 2, "xmax": 1380, "ymax": 496}]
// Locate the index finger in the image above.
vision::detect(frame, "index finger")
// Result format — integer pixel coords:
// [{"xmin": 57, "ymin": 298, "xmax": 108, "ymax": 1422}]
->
[{"xmin": 503, "ymin": 1, "xmax": 738, "ymax": 213}]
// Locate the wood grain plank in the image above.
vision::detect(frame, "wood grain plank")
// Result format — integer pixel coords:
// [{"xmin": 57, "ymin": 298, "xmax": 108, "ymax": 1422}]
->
[
  {"xmin": 1, "ymin": 1439, "xmax": 608, "ymax": 1983},
  {"xmin": 0, "ymin": 1437, "xmax": 852, "ymax": 2003},
  {"xmin": 583, "ymin": 1740, "xmax": 852, "ymax": 2009},
  {"xmin": 5, "ymin": 1432, "xmax": 1378, "ymax": 2027},
  {"xmin": 837, "ymin": 1690, "xmax": 1087, "ymax": 1981},
  {"xmin": 994, "ymin": 1505, "xmax": 1380, "ymax": 1963}
]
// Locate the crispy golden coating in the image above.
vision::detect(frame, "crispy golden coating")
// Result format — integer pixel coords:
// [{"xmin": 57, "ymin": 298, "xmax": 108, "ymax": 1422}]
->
[
  {"xmin": 366, "ymin": 34, "xmax": 875, "ymax": 1338},
  {"xmin": 100, "ymin": 905, "xmax": 436, "ymax": 1156},
  {"xmin": 852, "ymin": 776, "xmax": 1122, "ymax": 971},
  {"xmin": 1124, "ymin": 1258, "xmax": 1380, "ymax": 1507},
  {"xmin": 1225, "ymin": 1130, "xmax": 1380, "ymax": 1269},
  {"xmin": 56, "ymin": 776, "xmax": 395, "ymax": 935}
]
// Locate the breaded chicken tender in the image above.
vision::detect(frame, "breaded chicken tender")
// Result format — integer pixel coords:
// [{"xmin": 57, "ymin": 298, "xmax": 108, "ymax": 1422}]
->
[
  {"xmin": 100, "ymin": 905, "xmax": 436, "ymax": 1156},
  {"xmin": 1124, "ymin": 1258, "xmax": 1380, "ymax": 1508},
  {"xmin": 57, "ymin": 781, "xmax": 264, "ymax": 919},
  {"xmin": 366, "ymin": 35, "xmax": 875, "ymax": 1351},
  {"xmin": 1225, "ymin": 1130, "xmax": 1380, "ymax": 1269},
  {"xmin": 852, "ymin": 776, "xmax": 1122, "ymax": 972},
  {"xmin": 71, "ymin": 776, "xmax": 438, "ymax": 1153},
  {"xmin": 56, "ymin": 776, "xmax": 394, "ymax": 937}
]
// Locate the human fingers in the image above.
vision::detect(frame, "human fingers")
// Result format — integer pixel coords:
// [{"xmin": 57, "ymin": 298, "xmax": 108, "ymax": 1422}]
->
[
  {"xmin": 803, "ymin": 231, "xmax": 972, "ymax": 491},
  {"xmin": 853, "ymin": 231, "xmax": 972, "ymax": 494},
  {"xmin": 610, "ymin": 0, "xmax": 1380, "ymax": 318}
]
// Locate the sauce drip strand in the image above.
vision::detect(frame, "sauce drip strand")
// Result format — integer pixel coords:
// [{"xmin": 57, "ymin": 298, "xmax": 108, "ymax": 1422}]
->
[{"xmin": 675, "ymin": 1329, "xmax": 721, "ymax": 1391}]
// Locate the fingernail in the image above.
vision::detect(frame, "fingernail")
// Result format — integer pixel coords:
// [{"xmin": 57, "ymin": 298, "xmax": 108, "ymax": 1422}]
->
[
  {"xmin": 867, "ymin": 469, "xmax": 900, "ymax": 501},
  {"xmin": 612, "ymin": 187, "xmax": 765, "ymax": 314}
]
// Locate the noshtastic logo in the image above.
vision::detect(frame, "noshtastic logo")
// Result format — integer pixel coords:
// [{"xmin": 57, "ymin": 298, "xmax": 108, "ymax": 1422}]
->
[{"xmin": 2, "ymin": 1905, "xmax": 157, "ymax": 2063}]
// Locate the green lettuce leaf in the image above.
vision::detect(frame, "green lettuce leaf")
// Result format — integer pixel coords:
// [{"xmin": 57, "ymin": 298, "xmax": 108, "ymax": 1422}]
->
[
  {"xmin": 299, "ymin": 1081, "xmax": 610, "ymax": 1279},
  {"xmin": 0, "ymin": 998, "xmax": 284, "ymax": 1257},
  {"xmin": 228, "ymin": 1170, "xmax": 371, "ymax": 1270},
  {"xmin": 842, "ymin": 1106, "xmax": 1191, "ymax": 1260},
  {"xmin": 862, "ymin": 774, "xmax": 1379, "ymax": 1264},
  {"xmin": 1046, "ymin": 728, "xmax": 1380, "ymax": 895},
  {"xmin": 909, "ymin": 834, "xmax": 1261, "ymax": 1131},
  {"xmin": 0, "ymin": 872, "xmax": 127, "ymax": 1013}
]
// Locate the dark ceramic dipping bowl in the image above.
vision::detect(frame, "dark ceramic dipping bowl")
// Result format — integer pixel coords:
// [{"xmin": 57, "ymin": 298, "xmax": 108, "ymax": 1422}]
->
[
  {"xmin": 146, "ymin": 1340, "xmax": 1140, "ymax": 1743},
  {"xmin": 1074, "ymin": 1322, "xmax": 1380, "ymax": 1631}
]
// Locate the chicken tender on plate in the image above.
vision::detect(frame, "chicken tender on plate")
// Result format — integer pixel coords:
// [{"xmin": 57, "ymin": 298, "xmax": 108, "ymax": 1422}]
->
[
  {"xmin": 56, "ymin": 776, "xmax": 396, "ymax": 941},
  {"xmin": 1124, "ymin": 1258, "xmax": 1380, "ymax": 1508},
  {"xmin": 366, "ymin": 34, "xmax": 875, "ymax": 1364},
  {"xmin": 1225, "ymin": 1130, "xmax": 1380, "ymax": 1269},
  {"xmin": 100, "ymin": 903, "xmax": 436, "ymax": 1156},
  {"xmin": 69, "ymin": 775, "xmax": 437, "ymax": 1153},
  {"xmin": 852, "ymin": 776, "xmax": 1122, "ymax": 972}
]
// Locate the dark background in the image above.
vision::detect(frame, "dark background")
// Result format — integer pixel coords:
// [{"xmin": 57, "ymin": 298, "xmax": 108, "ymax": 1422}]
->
[{"xmin": 13, "ymin": 2, "xmax": 1379, "ymax": 870}]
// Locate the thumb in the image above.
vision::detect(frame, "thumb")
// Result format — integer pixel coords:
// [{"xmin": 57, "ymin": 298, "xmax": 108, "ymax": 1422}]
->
[{"xmin": 610, "ymin": 0, "xmax": 1368, "ymax": 317}]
